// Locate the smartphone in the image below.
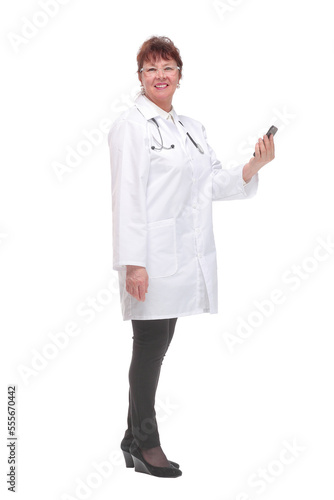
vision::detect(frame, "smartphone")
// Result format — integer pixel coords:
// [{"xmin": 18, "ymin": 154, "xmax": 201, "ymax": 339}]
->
[{"xmin": 253, "ymin": 125, "xmax": 278, "ymax": 156}]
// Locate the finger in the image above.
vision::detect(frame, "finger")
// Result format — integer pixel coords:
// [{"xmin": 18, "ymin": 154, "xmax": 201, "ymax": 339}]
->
[
  {"xmin": 259, "ymin": 137, "xmax": 267, "ymax": 157},
  {"xmin": 126, "ymin": 281, "xmax": 139, "ymax": 300},
  {"xmin": 254, "ymin": 141, "xmax": 261, "ymax": 157},
  {"xmin": 264, "ymin": 133, "xmax": 274, "ymax": 159},
  {"xmin": 138, "ymin": 283, "xmax": 146, "ymax": 302},
  {"xmin": 270, "ymin": 133, "xmax": 275, "ymax": 157},
  {"xmin": 263, "ymin": 133, "xmax": 270, "ymax": 148},
  {"xmin": 263, "ymin": 134, "xmax": 271, "ymax": 158},
  {"xmin": 270, "ymin": 134, "xmax": 275, "ymax": 158}
]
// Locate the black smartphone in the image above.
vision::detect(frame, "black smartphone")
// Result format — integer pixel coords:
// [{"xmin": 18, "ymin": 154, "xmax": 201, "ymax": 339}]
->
[{"xmin": 253, "ymin": 125, "xmax": 278, "ymax": 156}]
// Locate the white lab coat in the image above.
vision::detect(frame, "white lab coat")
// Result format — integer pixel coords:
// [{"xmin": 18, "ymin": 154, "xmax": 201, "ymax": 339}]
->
[{"xmin": 108, "ymin": 94, "xmax": 259, "ymax": 320}]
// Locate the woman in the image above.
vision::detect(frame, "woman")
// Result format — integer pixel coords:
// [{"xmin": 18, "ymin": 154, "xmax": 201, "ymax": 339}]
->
[{"xmin": 108, "ymin": 36, "xmax": 275, "ymax": 478}]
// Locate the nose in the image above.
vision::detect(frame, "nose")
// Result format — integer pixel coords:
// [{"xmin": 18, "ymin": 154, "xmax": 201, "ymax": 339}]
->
[{"xmin": 156, "ymin": 68, "xmax": 166, "ymax": 78}]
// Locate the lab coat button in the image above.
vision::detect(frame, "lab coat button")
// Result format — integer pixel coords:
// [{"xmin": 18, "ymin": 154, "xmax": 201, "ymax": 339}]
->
[{"xmin": 198, "ymin": 253, "xmax": 202, "ymax": 258}]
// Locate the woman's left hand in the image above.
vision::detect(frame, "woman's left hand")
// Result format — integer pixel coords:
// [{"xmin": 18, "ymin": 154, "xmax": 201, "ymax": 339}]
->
[{"xmin": 243, "ymin": 133, "xmax": 275, "ymax": 182}]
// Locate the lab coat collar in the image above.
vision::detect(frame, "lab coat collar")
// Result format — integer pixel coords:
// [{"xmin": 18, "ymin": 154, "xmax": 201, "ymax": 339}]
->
[
  {"xmin": 134, "ymin": 94, "xmax": 180, "ymax": 124},
  {"xmin": 134, "ymin": 94, "xmax": 187, "ymax": 146}
]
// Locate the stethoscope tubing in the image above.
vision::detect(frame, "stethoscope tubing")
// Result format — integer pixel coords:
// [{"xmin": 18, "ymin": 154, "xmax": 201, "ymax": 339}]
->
[{"xmin": 150, "ymin": 117, "xmax": 204, "ymax": 154}]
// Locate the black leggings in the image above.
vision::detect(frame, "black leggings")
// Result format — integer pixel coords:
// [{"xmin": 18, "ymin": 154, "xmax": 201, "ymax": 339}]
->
[{"xmin": 121, "ymin": 318, "xmax": 178, "ymax": 450}]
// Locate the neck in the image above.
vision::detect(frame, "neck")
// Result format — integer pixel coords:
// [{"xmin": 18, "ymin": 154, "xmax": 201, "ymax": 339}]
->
[{"xmin": 145, "ymin": 95, "xmax": 172, "ymax": 113}]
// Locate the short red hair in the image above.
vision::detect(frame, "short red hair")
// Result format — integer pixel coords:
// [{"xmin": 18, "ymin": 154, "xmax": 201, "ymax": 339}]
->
[{"xmin": 137, "ymin": 36, "xmax": 183, "ymax": 79}]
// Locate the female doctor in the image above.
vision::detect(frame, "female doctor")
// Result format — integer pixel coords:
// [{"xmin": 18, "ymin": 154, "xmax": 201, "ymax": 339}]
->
[{"xmin": 108, "ymin": 36, "xmax": 275, "ymax": 478}]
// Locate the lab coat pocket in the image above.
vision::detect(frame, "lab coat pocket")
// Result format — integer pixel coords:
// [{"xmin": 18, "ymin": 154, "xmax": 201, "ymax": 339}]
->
[{"xmin": 146, "ymin": 218, "xmax": 177, "ymax": 278}]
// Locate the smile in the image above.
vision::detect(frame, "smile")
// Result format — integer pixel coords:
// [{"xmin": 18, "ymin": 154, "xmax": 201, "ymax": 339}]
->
[{"xmin": 155, "ymin": 84, "xmax": 168, "ymax": 89}]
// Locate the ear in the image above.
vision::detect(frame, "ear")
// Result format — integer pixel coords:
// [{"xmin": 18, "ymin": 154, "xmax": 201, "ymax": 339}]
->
[{"xmin": 138, "ymin": 72, "xmax": 142, "ymax": 85}]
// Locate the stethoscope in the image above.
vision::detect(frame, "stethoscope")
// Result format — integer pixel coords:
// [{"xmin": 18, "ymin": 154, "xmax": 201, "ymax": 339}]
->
[{"xmin": 149, "ymin": 117, "xmax": 205, "ymax": 154}]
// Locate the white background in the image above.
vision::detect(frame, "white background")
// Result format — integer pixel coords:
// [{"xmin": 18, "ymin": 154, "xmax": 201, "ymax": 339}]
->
[{"xmin": 1, "ymin": 0, "xmax": 334, "ymax": 498}]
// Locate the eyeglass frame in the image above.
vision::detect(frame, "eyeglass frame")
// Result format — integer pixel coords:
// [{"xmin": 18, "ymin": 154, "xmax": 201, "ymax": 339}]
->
[{"xmin": 139, "ymin": 65, "xmax": 180, "ymax": 76}]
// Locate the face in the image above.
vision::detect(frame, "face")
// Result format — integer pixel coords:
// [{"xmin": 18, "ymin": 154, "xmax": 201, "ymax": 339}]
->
[{"xmin": 138, "ymin": 56, "xmax": 180, "ymax": 111}]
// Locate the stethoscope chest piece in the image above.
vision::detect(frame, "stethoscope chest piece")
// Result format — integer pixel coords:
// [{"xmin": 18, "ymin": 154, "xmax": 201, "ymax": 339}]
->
[{"xmin": 150, "ymin": 118, "xmax": 175, "ymax": 151}]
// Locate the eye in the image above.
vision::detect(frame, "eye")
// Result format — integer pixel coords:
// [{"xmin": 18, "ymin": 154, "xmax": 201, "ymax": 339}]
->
[
  {"xmin": 164, "ymin": 67, "xmax": 173, "ymax": 72},
  {"xmin": 147, "ymin": 68, "xmax": 156, "ymax": 72}
]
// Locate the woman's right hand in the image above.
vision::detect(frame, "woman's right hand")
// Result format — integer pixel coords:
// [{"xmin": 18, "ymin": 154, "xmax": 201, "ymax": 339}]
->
[{"xmin": 126, "ymin": 265, "xmax": 149, "ymax": 302}]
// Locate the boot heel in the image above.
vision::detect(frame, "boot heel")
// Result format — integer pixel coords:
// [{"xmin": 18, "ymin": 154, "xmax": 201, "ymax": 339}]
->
[
  {"xmin": 132, "ymin": 456, "xmax": 150, "ymax": 474},
  {"xmin": 122, "ymin": 450, "xmax": 134, "ymax": 468}
]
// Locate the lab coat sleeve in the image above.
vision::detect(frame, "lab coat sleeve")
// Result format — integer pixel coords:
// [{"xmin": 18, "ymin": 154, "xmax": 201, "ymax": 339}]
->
[
  {"xmin": 108, "ymin": 118, "xmax": 150, "ymax": 271},
  {"xmin": 202, "ymin": 125, "xmax": 259, "ymax": 201}
]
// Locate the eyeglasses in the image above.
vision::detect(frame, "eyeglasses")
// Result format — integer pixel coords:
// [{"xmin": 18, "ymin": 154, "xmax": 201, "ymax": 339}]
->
[{"xmin": 140, "ymin": 66, "xmax": 180, "ymax": 77}]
